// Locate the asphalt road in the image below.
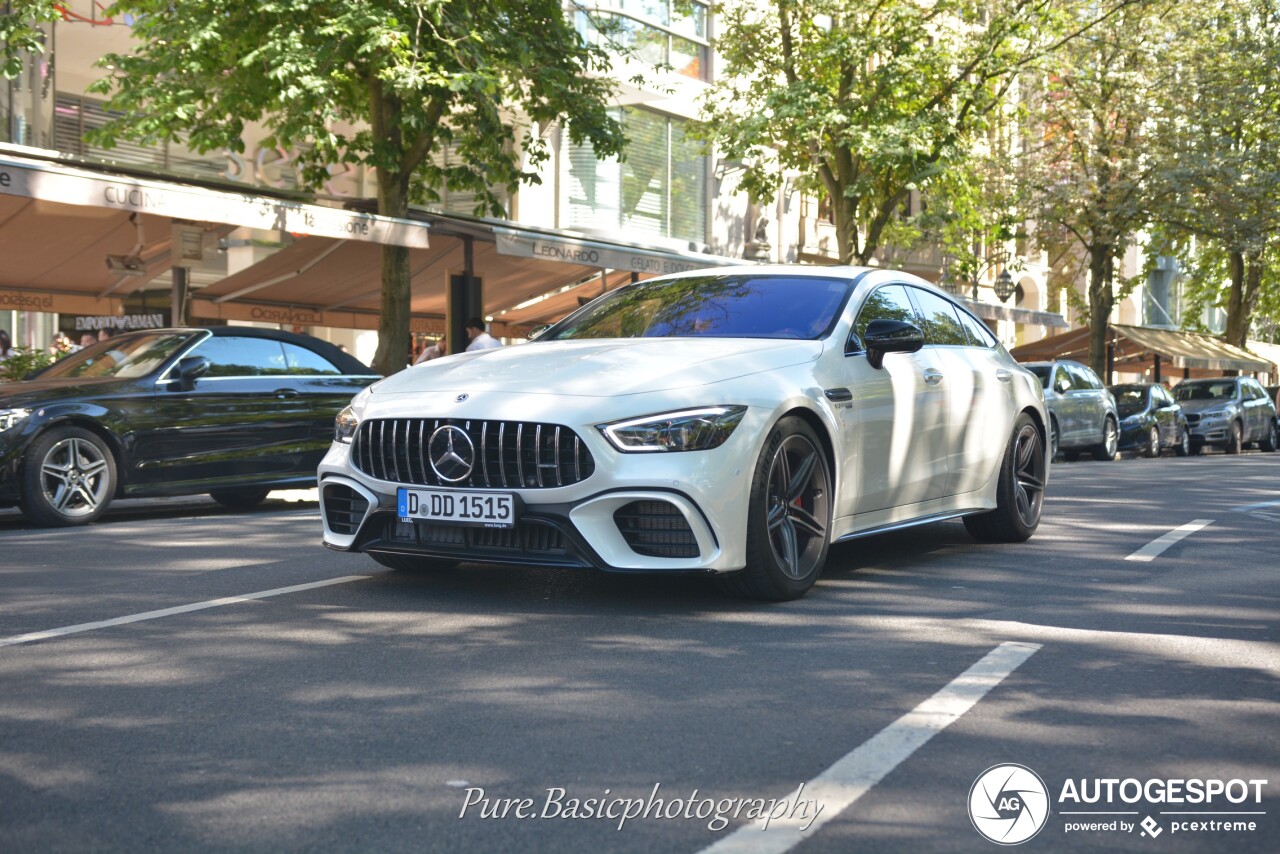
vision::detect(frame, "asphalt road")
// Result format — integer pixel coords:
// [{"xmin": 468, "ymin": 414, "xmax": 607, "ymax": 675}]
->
[{"xmin": 1, "ymin": 453, "xmax": 1277, "ymax": 853}]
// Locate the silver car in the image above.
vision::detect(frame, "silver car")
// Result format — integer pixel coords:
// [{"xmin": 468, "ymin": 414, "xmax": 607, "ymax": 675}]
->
[
  {"xmin": 1022, "ymin": 360, "xmax": 1119, "ymax": 461},
  {"xmin": 1173, "ymin": 377, "xmax": 1279, "ymax": 454}
]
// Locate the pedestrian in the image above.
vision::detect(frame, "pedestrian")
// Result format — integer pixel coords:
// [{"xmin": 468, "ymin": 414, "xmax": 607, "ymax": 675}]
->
[
  {"xmin": 415, "ymin": 337, "xmax": 447, "ymax": 364},
  {"xmin": 79, "ymin": 333, "xmax": 97, "ymax": 350},
  {"xmin": 98, "ymin": 328, "xmax": 113, "ymax": 342},
  {"xmin": 465, "ymin": 317, "xmax": 502, "ymax": 352},
  {"xmin": 0, "ymin": 329, "xmax": 12, "ymax": 364}
]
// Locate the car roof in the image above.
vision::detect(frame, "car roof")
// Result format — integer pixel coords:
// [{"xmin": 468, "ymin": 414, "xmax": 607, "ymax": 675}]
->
[{"xmin": 116, "ymin": 326, "xmax": 376, "ymax": 375}]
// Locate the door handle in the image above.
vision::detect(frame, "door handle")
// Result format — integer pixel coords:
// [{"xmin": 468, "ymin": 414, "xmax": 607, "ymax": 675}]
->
[
  {"xmin": 274, "ymin": 388, "xmax": 300, "ymax": 399},
  {"xmin": 995, "ymin": 369, "xmax": 1012, "ymax": 383},
  {"xmin": 923, "ymin": 368, "xmax": 944, "ymax": 385}
]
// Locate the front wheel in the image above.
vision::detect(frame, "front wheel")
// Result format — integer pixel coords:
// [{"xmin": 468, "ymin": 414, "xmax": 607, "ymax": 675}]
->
[
  {"xmin": 718, "ymin": 416, "xmax": 832, "ymax": 601},
  {"xmin": 1144, "ymin": 425, "xmax": 1161, "ymax": 458},
  {"xmin": 210, "ymin": 488, "xmax": 271, "ymax": 508},
  {"xmin": 20, "ymin": 425, "xmax": 117, "ymax": 527},
  {"xmin": 1260, "ymin": 420, "xmax": 1279, "ymax": 453},
  {"xmin": 1225, "ymin": 421, "xmax": 1243, "ymax": 455},
  {"xmin": 1174, "ymin": 426, "xmax": 1191, "ymax": 457},
  {"xmin": 1093, "ymin": 416, "xmax": 1118, "ymax": 461},
  {"xmin": 964, "ymin": 413, "xmax": 1045, "ymax": 543}
]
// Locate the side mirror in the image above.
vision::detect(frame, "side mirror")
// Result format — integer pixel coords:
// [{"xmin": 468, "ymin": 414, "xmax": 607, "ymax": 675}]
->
[
  {"xmin": 174, "ymin": 355, "xmax": 210, "ymax": 391},
  {"xmin": 528, "ymin": 324, "xmax": 551, "ymax": 341},
  {"xmin": 863, "ymin": 319, "xmax": 924, "ymax": 369},
  {"xmin": 1055, "ymin": 378, "xmax": 1071, "ymax": 394}
]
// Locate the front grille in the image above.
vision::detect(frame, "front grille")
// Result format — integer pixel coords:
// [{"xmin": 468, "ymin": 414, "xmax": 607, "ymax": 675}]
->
[
  {"xmin": 386, "ymin": 517, "xmax": 569, "ymax": 555},
  {"xmin": 1185, "ymin": 413, "xmax": 1201, "ymax": 425},
  {"xmin": 322, "ymin": 483, "xmax": 369, "ymax": 535},
  {"xmin": 352, "ymin": 418, "xmax": 595, "ymax": 489},
  {"xmin": 614, "ymin": 500, "xmax": 700, "ymax": 559}
]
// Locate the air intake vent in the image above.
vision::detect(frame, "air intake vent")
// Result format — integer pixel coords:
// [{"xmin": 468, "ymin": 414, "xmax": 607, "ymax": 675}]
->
[
  {"xmin": 322, "ymin": 483, "xmax": 369, "ymax": 535},
  {"xmin": 614, "ymin": 501, "xmax": 700, "ymax": 559},
  {"xmin": 351, "ymin": 419, "xmax": 595, "ymax": 489}
]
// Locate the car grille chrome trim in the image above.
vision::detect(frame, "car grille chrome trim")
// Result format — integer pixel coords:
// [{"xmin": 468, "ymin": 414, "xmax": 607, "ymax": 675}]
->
[{"xmin": 352, "ymin": 418, "xmax": 595, "ymax": 489}]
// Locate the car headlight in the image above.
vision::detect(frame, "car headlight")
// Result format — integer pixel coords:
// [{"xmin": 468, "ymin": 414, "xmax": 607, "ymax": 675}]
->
[
  {"xmin": 0, "ymin": 408, "xmax": 32, "ymax": 433},
  {"xmin": 598, "ymin": 406, "xmax": 747, "ymax": 453},
  {"xmin": 1199, "ymin": 408, "xmax": 1230, "ymax": 421},
  {"xmin": 334, "ymin": 406, "xmax": 360, "ymax": 443}
]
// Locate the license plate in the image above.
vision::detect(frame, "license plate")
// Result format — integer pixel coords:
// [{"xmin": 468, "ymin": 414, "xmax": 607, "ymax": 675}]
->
[{"xmin": 397, "ymin": 487, "xmax": 516, "ymax": 528}]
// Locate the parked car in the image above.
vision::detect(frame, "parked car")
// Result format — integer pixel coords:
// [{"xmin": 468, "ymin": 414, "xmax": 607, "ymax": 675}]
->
[
  {"xmin": 1172, "ymin": 376, "xmax": 1279, "ymax": 454},
  {"xmin": 0, "ymin": 327, "xmax": 378, "ymax": 526},
  {"xmin": 1109, "ymin": 383, "xmax": 1191, "ymax": 457},
  {"xmin": 319, "ymin": 266, "xmax": 1050, "ymax": 601},
  {"xmin": 1021, "ymin": 360, "xmax": 1119, "ymax": 461}
]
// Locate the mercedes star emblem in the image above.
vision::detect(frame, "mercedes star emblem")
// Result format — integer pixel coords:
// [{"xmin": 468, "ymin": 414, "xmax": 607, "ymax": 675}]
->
[
  {"xmin": 456, "ymin": 393, "xmax": 469, "ymax": 403},
  {"xmin": 428, "ymin": 425, "xmax": 476, "ymax": 483}
]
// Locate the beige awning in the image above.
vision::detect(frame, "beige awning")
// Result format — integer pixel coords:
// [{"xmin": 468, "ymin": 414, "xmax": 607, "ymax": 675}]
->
[{"xmin": 1010, "ymin": 323, "xmax": 1275, "ymax": 376}]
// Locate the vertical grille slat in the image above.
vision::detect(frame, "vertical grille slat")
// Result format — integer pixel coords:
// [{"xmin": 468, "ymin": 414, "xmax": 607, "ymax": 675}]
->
[{"xmin": 351, "ymin": 418, "xmax": 594, "ymax": 489}]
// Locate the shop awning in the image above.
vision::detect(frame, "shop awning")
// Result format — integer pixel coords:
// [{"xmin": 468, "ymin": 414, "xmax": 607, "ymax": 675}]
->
[
  {"xmin": 1010, "ymin": 323, "xmax": 1275, "ymax": 376},
  {"xmin": 958, "ymin": 296, "xmax": 1069, "ymax": 329}
]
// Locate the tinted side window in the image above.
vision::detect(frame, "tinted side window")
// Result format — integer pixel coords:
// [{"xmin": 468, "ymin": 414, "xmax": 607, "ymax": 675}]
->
[
  {"xmin": 954, "ymin": 307, "xmax": 997, "ymax": 347},
  {"xmin": 1068, "ymin": 365, "xmax": 1098, "ymax": 390},
  {"xmin": 282, "ymin": 342, "xmax": 341, "ymax": 375},
  {"xmin": 189, "ymin": 336, "xmax": 289, "ymax": 377},
  {"xmin": 1052, "ymin": 366, "xmax": 1070, "ymax": 392},
  {"xmin": 850, "ymin": 285, "xmax": 920, "ymax": 351},
  {"xmin": 910, "ymin": 288, "xmax": 969, "ymax": 346}
]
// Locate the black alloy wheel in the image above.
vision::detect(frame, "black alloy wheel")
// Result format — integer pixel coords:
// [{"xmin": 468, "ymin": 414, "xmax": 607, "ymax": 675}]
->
[
  {"xmin": 720, "ymin": 416, "xmax": 831, "ymax": 601},
  {"xmin": 965, "ymin": 413, "xmax": 1045, "ymax": 543},
  {"xmin": 20, "ymin": 425, "xmax": 117, "ymax": 527}
]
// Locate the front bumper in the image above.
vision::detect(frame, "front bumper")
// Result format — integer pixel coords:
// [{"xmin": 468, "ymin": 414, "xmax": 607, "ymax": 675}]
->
[{"xmin": 1116, "ymin": 421, "xmax": 1151, "ymax": 449}]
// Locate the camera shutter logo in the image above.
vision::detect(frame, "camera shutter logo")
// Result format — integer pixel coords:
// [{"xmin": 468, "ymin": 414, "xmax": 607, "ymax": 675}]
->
[{"xmin": 969, "ymin": 764, "xmax": 1051, "ymax": 845}]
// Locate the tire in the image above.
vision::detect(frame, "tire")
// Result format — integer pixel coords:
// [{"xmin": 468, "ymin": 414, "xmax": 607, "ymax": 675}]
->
[
  {"xmin": 1225, "ymin": 421, "xmax": 1243, "ymax": 455},
  {"xmin": 19, "ymin": 425, "xmax": 117, "ymax": 527},
  {"xmin": 1093, "ymin": 416, "xmax": 1118, "ymax": 461},
  {"xmin": 1174, "ymin": 426, "xmax": 1191, "ymax": 457},
  {"xmin": 209, "ymin": 487, "xmax": 271, "ymax": 508},
  {"xmin": 717, "ymin": 416, "xmax": 832, "ymax": 601},
  {"xmin": 1261, "ymin": 420, "xmax": 1279, "ymax": 453},
  {"xmin": 964, "ymin": 413, "xmax": 1045, "ymax": 543},
  {"xmin": 368, "ymin": 551, "xmax": 460, "ymax": 572},
  {"xmin": 1049, "ymin": 417, "xmax": 1060, "ymax": 461},
  {"xmin": 1144, "ymin": 425, "xmax": 1161, "ymax": 458}
]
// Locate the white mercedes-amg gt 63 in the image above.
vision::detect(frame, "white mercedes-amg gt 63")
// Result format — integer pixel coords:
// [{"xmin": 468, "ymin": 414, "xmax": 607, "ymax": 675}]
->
[{"xmin": 319, "ymin": 266, "xmax": 1049, "ymax": 600}]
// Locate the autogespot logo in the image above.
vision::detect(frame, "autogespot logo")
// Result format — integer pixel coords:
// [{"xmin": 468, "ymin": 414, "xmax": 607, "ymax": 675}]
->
[{"xmin": 969, "ymin": 764, "xmax": 1051, "ymax": 845}]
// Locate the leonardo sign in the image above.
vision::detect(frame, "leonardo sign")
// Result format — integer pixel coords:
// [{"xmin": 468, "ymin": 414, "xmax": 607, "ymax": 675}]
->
[{"xmin": 494, "ymin": 229, "xmax": 727, "ymax": 276}]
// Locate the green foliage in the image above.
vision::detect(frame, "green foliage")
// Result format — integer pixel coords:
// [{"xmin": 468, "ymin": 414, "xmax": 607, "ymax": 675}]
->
[
  {"xmin": 0, "ymin": 1, "xmax": 57, "ymax": 79},
  {"xmin": 0, "ymin": 346, "xmax": 54, "ymax": 382}
]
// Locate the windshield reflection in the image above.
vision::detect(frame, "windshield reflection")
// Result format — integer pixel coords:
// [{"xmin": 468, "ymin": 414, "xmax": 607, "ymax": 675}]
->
[{"xmin": 35, "ymin": 333, "xmax": 198, "ymax": 380}]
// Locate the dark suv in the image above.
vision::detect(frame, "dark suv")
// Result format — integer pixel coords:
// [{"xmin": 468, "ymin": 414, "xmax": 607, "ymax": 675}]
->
[
  {"xmin": 1023, "ymin": 360, "xmax": 1120, "ymax": 461},
  {"xmin": 1173, "ymin": 377, "xmax": 1279, "ymax": 454}
]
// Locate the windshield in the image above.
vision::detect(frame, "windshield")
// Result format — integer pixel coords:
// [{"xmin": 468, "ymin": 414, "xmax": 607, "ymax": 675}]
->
[
  {"xmin": 540, "ymin": 275, "xmax": 853, "ymax": 341},
  {"xmin": 1111, "ymin": 385, "xmax": 1149, "ymax": 417},
  {"xmin": 1173, "ymin": 381, "xmax": 1237, "ymax": 402},
  {"xmin": 1026, "ymin": 365, "xmax": 1052, "ymax": 387},
  {"xmin": 35, "ymin": 332, "xmax": 198, "ymax": 380}
]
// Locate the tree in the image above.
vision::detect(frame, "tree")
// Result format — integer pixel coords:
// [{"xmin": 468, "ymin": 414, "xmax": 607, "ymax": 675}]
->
[
  {"xmin": 82, "ymin": 0, "xmax": 624, "ymax": 375},
  {"xmin": 1147, "ymin": 0, "xmax": 1280, "ymax": 348},
  {"xmin": 1019, "ymin": 1, "xmax": 1170, "ymax": 379},
  {"xmin": 697, "ymin": 0, "xmax": 1139, "ymax": 267},
  {"xmin": 0, "ymin": 1, "xmax": 57, "ymax": 79}
]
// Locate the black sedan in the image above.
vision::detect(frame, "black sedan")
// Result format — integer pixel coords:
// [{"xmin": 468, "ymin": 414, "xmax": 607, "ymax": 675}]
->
[
  {"xmin": 0, "ymin": 327, "xmax": 378, "ymax": 526},
  {"xmin": 1109, "ymin": 383, "xmax": 1191, "ymax": 457}
]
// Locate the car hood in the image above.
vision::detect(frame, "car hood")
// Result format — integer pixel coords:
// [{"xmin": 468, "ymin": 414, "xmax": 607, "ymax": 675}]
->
[
  {"xmin": 1176, "ymin": 398, "xmax": 1237, "ymax": 413},
  {"xmin": 372, "ymin": 338, "xmax": 823, "ymax": 397},
  {"xmin": 0, "ymin": 376, "xmax": 140, "ymax": 408}
]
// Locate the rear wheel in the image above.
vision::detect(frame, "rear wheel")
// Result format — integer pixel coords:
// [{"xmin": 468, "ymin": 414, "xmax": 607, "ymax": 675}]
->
[
  {"xmin": 209, "ymin": 488, "xmax": 271, "ymax": 508},
  {"xmin": 1144, "ymin": 425, "xmax": 1161, "ymax": 458},
  {"xmin": 1225, "ymin": 421, "xmax": 1243, "ymax": 455},
  {"xmin": 718, "ymin": 416, "xmax": 831, "ymax": 601},
  {"xmin": 1174, "ymin": 425, "xmax": 1191, "ymax": 457},
  {"xmin": 1093, "ymin": 416, "xmax": 1118, "ymax": 461},
  {"xmin": 964, "ymin": 413, "xmax": 1045, "ymax": 543},
  {"xmin": 369, "ymin": 551, "xmax": 460, "ymax": 572},
  {"xmin": 20, "ymin": 426, "xmax": 117, "ymax": 527},
  {"xmin": 1260, "ymin": 420, "xmax": 1279, "ymax": 452}
]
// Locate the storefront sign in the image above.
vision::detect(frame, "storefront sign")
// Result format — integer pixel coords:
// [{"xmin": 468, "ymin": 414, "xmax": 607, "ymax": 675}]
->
[
  {"xmin": 0, "ymin": 288, "xmax": 120, "ymax": 316},
  {"xmin": 494, "ymin": 230, "xmax": 727, "ymax": 276},
  {"xmin": 73, "ymin": 314, "xmax": 167, "ymax": 332}
]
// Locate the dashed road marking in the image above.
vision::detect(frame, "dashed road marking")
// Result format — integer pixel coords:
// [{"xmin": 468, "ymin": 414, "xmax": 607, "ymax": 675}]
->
[
  {"xmin": 0, "ymin": 575, "xmax": 372, "ymax": 648},
  {"xmin": 1124, "ymin": 520, "xmax": 1213, "ymax": 562},
  {"xmin": 698, "ymin": 641, "xmax": 1041, "ymax": 854}
]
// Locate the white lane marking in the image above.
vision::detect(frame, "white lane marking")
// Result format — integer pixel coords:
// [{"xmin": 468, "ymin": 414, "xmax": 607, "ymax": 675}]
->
[
  {"xmin": 1124, "ymin": 520, "xmax": 1213, "ymax": 562},
  {"xmin": 698, "ymin": 641, "xmax": 1041, "ymax": 854},
  {"xmin": 0, "ymin": 575, "xmax": 371, "ymax": 649}
]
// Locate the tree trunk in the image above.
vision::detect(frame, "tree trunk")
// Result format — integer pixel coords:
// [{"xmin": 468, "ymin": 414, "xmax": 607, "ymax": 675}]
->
[
  {"xmin": 829, "ymin": 191, "xmax": 861, "ymax": 266},
  {"xmin": 1087, "ymin": 243, "xmax": 1114, "ymax": 381},
  {"xmin": 1223, "ymin": 249, "xmax": 1262, "ymax": 349},
  {"xmin": 370, "ymin": 168, "xmax": 412, "ymax": 377}
]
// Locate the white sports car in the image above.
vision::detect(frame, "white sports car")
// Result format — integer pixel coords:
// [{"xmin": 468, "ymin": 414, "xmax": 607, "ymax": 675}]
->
[{"xmin": 319, "ymin": 266, "xmax": 1049, "ymax": 600}]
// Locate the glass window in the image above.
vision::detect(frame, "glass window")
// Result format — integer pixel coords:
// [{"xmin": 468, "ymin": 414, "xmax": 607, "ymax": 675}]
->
[
  {"xmin": 543, "ymin": 275, "xmax": 852, "ymax": 341},
  {"xmin": 1052, "ymin": 366, "xmax": 1071, "ymax": 392},
  {"xmin": 1111, "ymin": 385, "xmax": 1149, "ymax": 417},
  {"xmin": 281, "ymin": 342, "xmax": 341, "ymax": 375},
  {"xmin": 1068, "ymin": 364, "xmax": 1099, "ymax": 390},
  {"xmin": 36, "ymin": 333, "xmax": 196, "ymax": 380},
  {"xmin": 850, "ymin": 286, "xmax": 920, "ymax": 352},
  {"xmin": 188, "ymin": 336, "xmax": 290, "ymax": 377},
  {"xmin": 575, "ymin": 1, "xmax": 710, "ymax": 81},
  {"xmin": 1174, "ymin": 380, "xmax": 1238, "ymax": 401},
  {"xmin": 910, "ymin": 288, "xmax": 969, "ymax": 346},
  {"xmin": 1026, "ymin": 365, "xmax": 1052, "ymax": 387},
  {"xmin": 954, "ymin": 308, "xmax": 997, "ymax": 347}
]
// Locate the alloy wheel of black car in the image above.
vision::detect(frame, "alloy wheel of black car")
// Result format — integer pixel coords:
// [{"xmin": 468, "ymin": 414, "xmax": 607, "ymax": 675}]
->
[
  {"xmin": 721, "ymin": 416, "xmax": 831, "ymax": 601},
  {"xmin": 965, "ymin": 413, "xmax": 1044, "ymax": 542},
  {"xmin": 1145, "ymin": 426, "xmax": 1161, "ymax": 458},
  {"xmin": 20, "ymin": 426, "xmax": 117, "ymax": 527}
]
